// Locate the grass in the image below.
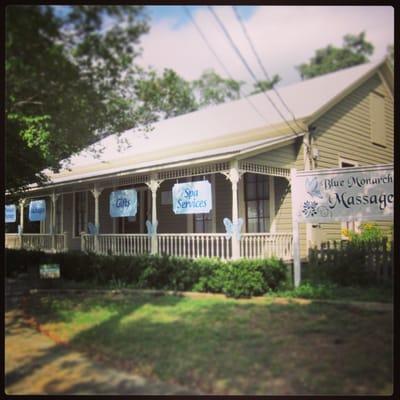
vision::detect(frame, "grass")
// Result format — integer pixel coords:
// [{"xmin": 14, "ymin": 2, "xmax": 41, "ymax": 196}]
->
[
  {"xmin": 268, "ymin": 282, "xmax": 393, "ymax": 303},
  {"xmin": 25, "ymin": 292, "xmax": 393, "ymax": 395}
]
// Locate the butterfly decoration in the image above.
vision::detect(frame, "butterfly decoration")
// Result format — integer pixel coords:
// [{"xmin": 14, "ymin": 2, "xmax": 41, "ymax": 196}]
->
[
  {"xmin": 223, "ymin": 217, "xmax": 244, "ymax": 240},
  {"xmin": 88, "ymin": 222, "xmax": 98, "ymax": 235},
  {"xmin": 305, "ymin": 177, "xmax": 323, "ymax": 199},
  {"xmin": 146, "ymin": 220, "xmax": 158, "ymax": 237},
  {"xmin": 17, "ymin": 225, "xmax": 22, "ymax": 235}
]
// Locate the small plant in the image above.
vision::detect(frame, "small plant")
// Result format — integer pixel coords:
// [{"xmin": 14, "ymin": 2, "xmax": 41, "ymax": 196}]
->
[{"xmin": 109, "ymin": 275, "xmax": 128, "ymax": 290}]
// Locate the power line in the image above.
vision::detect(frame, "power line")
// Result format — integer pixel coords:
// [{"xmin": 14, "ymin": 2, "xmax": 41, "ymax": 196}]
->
[
  {"xmin": 208, "ymin": 6, "xmax": 301, "ymax": 136},
  {"xmin": 183, "ymin": 6, "xmax": 270, "ymax": 124},
  {"xmin": 232, "ymin": 6, "xmax": 304, "ymax": 133}
]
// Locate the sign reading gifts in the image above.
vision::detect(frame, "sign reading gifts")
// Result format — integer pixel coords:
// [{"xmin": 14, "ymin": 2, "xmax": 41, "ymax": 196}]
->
[
  {"xmin": 5, "ymin": 205, "xmax": 16, "ymax": 223},
  {"xmin": 292, "ymin": 164, "xmax": 394, "ymax": 223},
  {"xmin": 109, "ymin": 189, "xmax": 137, "ymax": 218},
  {"xmin": 29, "ymin": 200, "xmax": 47, "ymax": 222},
  {"xmin": 172, "ymin": 181, "xmax": 212, "ymax": 214}
]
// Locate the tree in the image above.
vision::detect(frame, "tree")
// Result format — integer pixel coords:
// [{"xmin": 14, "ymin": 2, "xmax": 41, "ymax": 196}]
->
[
  {"xmin": 132, "ymin": 68, "xmax": 198, "ymax": 122},
  {"xmin": 191, "ymin": 69, "xmax": 244, "ymax": 107},
  {"xmin": 296, "ymin": 32, "xmax": 374, "ymax": 80},
  {"xmin": 251, "ymin": 74, "xmax": 281, "ymax": 95},
  {"xmin": 6, "ymin": 5, "xmax": 149, "ymax": 196}
]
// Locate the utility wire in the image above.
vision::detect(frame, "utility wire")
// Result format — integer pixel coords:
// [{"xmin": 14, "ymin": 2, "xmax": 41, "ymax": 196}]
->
[
  {"xmin": 232, "ymin": 6, "xmax": 304, "ymax": 133},
  {"xmin": 183, "ymin": 6, "xmax": 270, "ymax": 124},
  {"xmin": 208, "ymin": 6, "xmax": 301, "ymax": 136}
]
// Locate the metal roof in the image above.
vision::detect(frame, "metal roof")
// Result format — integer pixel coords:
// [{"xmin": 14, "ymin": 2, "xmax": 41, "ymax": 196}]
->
[{"xmin": 41, "ymin": 58, "xmax": 388, "ymax": 186}]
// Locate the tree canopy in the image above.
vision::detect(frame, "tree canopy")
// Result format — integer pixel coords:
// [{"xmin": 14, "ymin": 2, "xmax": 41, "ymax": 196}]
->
[
  {"xmin": 6, "ymin": 5, "xmax": 149, "ymax": 196},
  {"xmin": 251, "ymin": 75, "xmax": 281, "ymax": 95},
  {"xmin": 296, "ymin": 32, "xmax": 374, "ymax": 80}
]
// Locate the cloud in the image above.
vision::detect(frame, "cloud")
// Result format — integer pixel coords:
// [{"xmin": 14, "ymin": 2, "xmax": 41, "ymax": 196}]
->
[{"xmin": 137, "ymin": 6, "xmax": 394, "ymax": 88}]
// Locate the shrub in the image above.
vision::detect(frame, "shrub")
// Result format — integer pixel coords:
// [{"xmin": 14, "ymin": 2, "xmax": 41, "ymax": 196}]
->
[{"xmin": 6, "ymin": 249, "xmax": 288, "ymax": 297}]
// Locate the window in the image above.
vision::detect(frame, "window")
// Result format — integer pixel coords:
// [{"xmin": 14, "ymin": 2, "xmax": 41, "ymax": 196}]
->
[
  {"xmin": 193, "ymin": 176, "xmax": 213, "ymax": 233},
  {"xmin": 370, "ymin": 92, "xmax": 386, "ymax": 146},
  {"xmin": 339, "ymin": 160, "xmax": 360, "ymax": 236},
  {"xmin": 74, "ymin": 192, "xmax": 94, "ymax": 236},
  {"xmin": 244, "ymin": 173, "xmax": 270, "ymax": 233}
]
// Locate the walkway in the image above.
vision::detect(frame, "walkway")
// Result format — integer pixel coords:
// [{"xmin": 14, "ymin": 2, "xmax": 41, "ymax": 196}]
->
[{"xmin": 5, "ymin": 280, "xmax": 201, "ymax": 395}]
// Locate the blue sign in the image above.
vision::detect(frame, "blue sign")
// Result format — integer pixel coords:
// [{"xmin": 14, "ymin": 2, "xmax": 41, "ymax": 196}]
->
[
  {"xmin": 5, "ymin": 205, "xmax": 16, "ymax": 223},
  {"xmin": 172, "ymin": 181, "xmax": 212, "ymax": 214},
  {"xmin": 110, "ymin": 189, "xmax": 137, "ymax": 218},
  {"xmin": 29, "ymin": 200, "xmax": 46, "ymax": 222}
]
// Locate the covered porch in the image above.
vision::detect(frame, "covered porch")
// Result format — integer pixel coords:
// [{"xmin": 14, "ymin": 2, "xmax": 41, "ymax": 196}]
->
[{"xmin": 6, "ymin": 159, "xmax": 293, "ymax": 261}]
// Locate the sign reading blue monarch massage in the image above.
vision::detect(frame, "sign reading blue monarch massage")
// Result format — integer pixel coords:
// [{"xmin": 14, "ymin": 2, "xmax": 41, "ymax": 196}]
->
[
  {"xmin": 5, "ymin": 205, "xmax": 16, "ymax": 223},
  {"xmin": 172, "ymin": 181, "xmax": 212, "ymax": 214},
  {"xmin": 29, "ymin": 200, "xmax": 46, "ymax": 222},
  {"xmin": 109, "ymin": 189, "xmax": 137, "ymax": 218}
]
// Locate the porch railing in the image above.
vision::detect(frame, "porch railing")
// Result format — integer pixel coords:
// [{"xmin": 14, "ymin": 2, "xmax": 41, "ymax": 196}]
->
[
  {"xmin": 5, "ymin": 233, "xmax": 67, "ymax": 252},
  {"xmin": 81, "ymin": 234, "xmax": 151, "ymax": 255},
  {"xmin": 78, "ymin": 232, "xmax": 293, "ymax": 260},
  {"xmin": 240, "ymin": 233, "xmax": 293, "ymax": 260},
  {"xmin": 158, "ymin": 233, "xmax": 231, "ymax": 259}
]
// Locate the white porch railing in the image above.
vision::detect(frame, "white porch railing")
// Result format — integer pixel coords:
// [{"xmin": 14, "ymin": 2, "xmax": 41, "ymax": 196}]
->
[
  {"xmin": 157, "ymin": 233, "xmax": 231, "ymax": 259},
  {"xmin": 79, "ymin": 233, "xmax": 293, "ymax": 260},
  {"xmin": 240, "ymin": 233, "xmax": 293, "ymax": 260},
  {"xmin": 81, "ymin": 234, "xmax": 151, "ymax": 255},
  {"xmin": 5, "ymin": 233, "xmax": 67, "ymax": 252}
]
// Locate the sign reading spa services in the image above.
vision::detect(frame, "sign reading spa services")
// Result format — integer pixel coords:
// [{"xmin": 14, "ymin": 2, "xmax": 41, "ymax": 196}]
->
[{"xmin": 172, "ymin": 181, "xmax": 212, "ymax": 214}]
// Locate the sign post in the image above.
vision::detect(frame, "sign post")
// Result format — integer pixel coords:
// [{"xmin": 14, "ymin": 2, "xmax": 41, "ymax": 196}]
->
[{"xmin": 291, "ymin": 164, "xmax": 393, "ymax": 287}]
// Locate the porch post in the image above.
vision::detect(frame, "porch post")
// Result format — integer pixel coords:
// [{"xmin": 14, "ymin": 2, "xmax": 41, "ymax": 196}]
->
[
  {"xmin": 146, "ymin": 175, "xmax": 163, "ymax": 255},
  {"xmin": 19, "ymin": 198, "xmax": 25, "ymax": 234},
  {"xmin": 228, "ymin": 160, "xmax": 242, "ymax": 259},
  {"xmin": 50, "ymin": 192, "xmax": 59, "ymax": 251},
  {"xmin": 91, "ymin": 186, "xmax": 103, "ymax": 252}
]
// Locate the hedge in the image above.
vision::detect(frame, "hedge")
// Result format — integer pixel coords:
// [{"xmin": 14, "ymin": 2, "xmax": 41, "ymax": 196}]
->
[{"xmin": 5, "ymin": 249, "xmax": 288, "ymax": 298}]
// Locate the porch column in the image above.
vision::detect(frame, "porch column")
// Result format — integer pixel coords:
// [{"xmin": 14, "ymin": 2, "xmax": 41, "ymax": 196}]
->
[
  {"xmin": 19, "ymin": 198, "xmax": 26, "ymax": 234},
  {"xmin": 91, "ymin": 186, "xmax": 103, "ymax": 252},
  {"xmin": 227, "ymin": 160, "xmax": 242, "ymax": 259},
  {"xmin": 50, "ymin": 192, "xmax": 60, "ymax": 251},
  {"xmin": 146, "ymin": 175, "xmax": 163, "ymax": 254}
]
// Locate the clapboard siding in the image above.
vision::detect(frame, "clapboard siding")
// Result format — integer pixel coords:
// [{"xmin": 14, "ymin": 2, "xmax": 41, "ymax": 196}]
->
[
  {"xmin": 248, "ymin": 143, "xmax": 298, "ymax": 168},
  {"xmin": 313, "ymin": 73, "xmax": 393, "ymax": 241}
]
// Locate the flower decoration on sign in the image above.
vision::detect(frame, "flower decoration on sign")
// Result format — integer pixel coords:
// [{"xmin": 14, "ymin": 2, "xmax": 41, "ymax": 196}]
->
[
  {"xmin": 146, "ymin": 220, "xmax": 158, "ymax": 237},
  {"xmin": 305, "ymin": 177, "xmax": 323, "ymax": 199},
  {"xmin": 302, "ymin": 201, "xmax": 318, "ymax": 217}
]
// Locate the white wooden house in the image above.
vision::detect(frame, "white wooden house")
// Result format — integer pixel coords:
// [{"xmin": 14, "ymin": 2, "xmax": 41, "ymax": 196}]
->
[{"xmin": 5, "ymin": 58, "xmax": 394, "ymax": 261}]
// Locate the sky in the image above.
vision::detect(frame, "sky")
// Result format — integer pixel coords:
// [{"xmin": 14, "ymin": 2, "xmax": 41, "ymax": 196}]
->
[{"xmin": 137, "ymin": 5, "xmax": 394, "ymax": 92}]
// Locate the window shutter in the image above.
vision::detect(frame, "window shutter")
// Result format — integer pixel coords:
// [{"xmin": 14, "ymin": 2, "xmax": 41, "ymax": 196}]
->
[{"xmin": 370, "ymin": 92, "xmax": 386, "ymax": 146}]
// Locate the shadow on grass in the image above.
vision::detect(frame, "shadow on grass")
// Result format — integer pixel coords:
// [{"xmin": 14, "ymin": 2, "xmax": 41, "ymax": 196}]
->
[{"xmin": 21, "ymin": 293, "xmax": 393, "ymax": 395}]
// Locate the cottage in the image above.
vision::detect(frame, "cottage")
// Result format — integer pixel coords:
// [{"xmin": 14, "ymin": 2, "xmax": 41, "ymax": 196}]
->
[{"xmin": 5, "ymin": 58, "xmax": 394, "ymax": 262}]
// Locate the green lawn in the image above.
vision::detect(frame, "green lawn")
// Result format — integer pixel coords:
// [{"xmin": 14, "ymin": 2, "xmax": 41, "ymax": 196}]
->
[{"xmin": 26, "ymin": 292, "xmax": 393, "ymax": 395}]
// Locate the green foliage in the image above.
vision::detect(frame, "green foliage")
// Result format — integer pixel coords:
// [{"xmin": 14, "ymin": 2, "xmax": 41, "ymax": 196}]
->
[
  {"xmin": 296, "ymin": 32, "xmax": 374, "ymax": 80},
  {"xmin": 387, "ymin": 44, "xmax": 394, "ymax": 68},
  {"xmin": 271, "ymin": 282, "xmax": 337, "ymax": 299},
  {"xmin": 6, "ymin": 250, "xmax": 288, "ymax": 298},
  {"xmin": 6, "ymin": 5, "xmax": 149, "ymax": 195},
  {"xmin": 191, "ymin": 69, "xmax": 244, "ymax": 107},
  {"xmin": 346, "ymin": 222, "xmax": 386, "ymax": 243},
  {"xmin": 251, "ymin": 75, "xmax": 281, "ymax": 94}
]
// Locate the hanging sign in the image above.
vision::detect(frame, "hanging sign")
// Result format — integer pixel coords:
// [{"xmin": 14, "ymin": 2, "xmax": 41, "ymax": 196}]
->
[
  {"xmin": 29, "ymin": 200, "xmax": 46, "ymax": 222},
  {"xmin": 109, "ymin": 189, "xmax": 137, "ymax": 218},
  {"xmin": 292, "ymin": 164, "xmax": 394, "ymax": 223},
  {"xmin": 172, "ymin": 181, "xmax": 212, "ymax": 214},
  {"xmin": 5, "ymin": 204, "xmax": 16, "ymax": 223}
]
